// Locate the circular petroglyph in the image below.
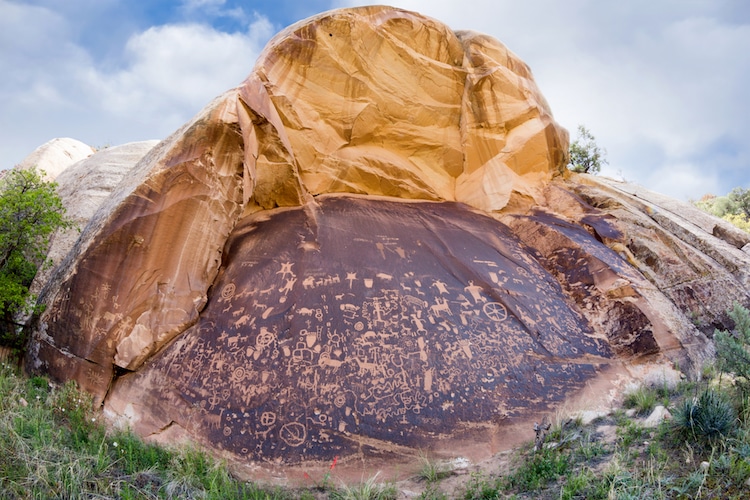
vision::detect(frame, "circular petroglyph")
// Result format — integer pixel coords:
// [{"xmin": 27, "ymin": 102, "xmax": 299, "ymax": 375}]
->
[
  {"xmin": 256, "ymin": 329, "xmax": 276, "ymax": 348},
  {"xmin": 333, "ymin": 393, "xmax": 347, "ymax": 408},
  {"xmin": 223, "ymin": 426, "xmax": 232, "ymax": 436},
  {"xmin": 483, "ymin": 302, "xmax": 508, "ymax": 322},
  {"xmin": 231, "ymin": 367, "xmax": 247, "ymax": 383},
  {"xmin": 221, "ymin": 283, "xmax": 236, "ymax": 300},
  {"xmin": 354, "ymin": 321, "xmax": 364, "ymax": 331},
  {"xmin": 279, "ymin": 422, "xmax": 307, "ymax": 447},
  {"xmin": 260, "ymin": 411, "xmax": 277, "ymax": 427}
]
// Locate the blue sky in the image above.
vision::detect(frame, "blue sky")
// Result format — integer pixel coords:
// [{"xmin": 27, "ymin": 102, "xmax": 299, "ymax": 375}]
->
[{"xmin": 2, "ymin": 0, "xmax": 749, "ymax": 201}]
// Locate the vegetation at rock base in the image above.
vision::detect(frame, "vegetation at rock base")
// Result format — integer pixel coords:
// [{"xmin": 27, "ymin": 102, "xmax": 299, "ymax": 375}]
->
[
  {"xmin": 0, "ymin": 361, "xmax": 304, "ymax": 499},
  {"xmin": 568, "ymin": 125, "xmax": 608, "ymax": 175},
  {"xmin": 693, "ymin": 187, "xmax": 750, "ymax": 233},
  {"xmin": 0, "ymin": 166, "xmax": 74, "ymax": 348},
  {"xmin": 3, "ymin": 306, "xmax": 750, "ymax": 498}
]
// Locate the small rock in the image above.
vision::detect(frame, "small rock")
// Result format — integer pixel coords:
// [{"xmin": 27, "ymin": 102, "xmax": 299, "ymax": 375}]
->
[
  {"xmin": 19, "ymin": 397, "xmax": 28, "ymax": 407},
  {"xmin": 701, "ymin": 461, "xmax": 710, "ymax": 471},
  {"xmin": 625, "ymin": 409, "xmax": 637, "ymax": 418},
  {"xmin": 643, "ymin": 405, "xmax": 671, "ymax": 428}
]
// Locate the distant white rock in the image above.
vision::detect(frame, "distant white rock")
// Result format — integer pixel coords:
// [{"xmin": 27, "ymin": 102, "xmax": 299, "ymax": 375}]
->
[{"xmin": 15, "ymin": 138, "xmax": 94, "ymax": 180}]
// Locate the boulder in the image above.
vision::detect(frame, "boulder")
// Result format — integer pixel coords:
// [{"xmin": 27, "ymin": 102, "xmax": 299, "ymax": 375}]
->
[
  {"xmin": 24, "ymin": 6, "xmax": 746, "ymax": 479},
  {"xmin": 642, "ymin": 405, "xmax": 671, "ymax": 428},
  {"xmin": 14, "ymin": 137, "xmax": 94, "ymax": 180}
]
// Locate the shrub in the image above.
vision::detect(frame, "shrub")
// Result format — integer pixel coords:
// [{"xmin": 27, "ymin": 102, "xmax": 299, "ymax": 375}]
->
[
  {"xmin": 672, "ymin": 389, "xmax": 736, "ymax": 445},
  {"xmin": 624, "ymin": 386, "xmax": 658, "ymax": 416},
  {"xmin": 568, "ymin": 125, "xmax": 608, "ymax": 174},
  {"xmin": 714, "ymin": 303, "xmax": 750, "ymax": 393}
]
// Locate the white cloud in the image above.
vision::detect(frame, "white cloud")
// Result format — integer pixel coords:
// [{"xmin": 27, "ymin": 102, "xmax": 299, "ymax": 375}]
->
[
  {"xmin": 0, "ymin": 1, "xmax": 273, "ymax": 167},
  {"xmin": 87, "ymin": 19, "xmax": 274, "ymax": 116}
]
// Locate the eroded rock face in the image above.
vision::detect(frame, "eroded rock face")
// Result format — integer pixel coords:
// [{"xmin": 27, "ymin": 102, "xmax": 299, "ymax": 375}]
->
[
  {"xmin": 29, "ymin": 141, "xmax": 159, "ymax": 299},
  {"xmin": 25, "ymin": 6, "xmax": 746, "ymax": 477}
]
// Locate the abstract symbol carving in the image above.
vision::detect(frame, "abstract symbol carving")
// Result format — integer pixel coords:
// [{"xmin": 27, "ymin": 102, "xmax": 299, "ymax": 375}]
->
[
  {"xmin": 279, "ymin": 422, "xmax": 307, "ymax": 447},
  {"xmin": 483, "ymin": 302, "xmax": 508, "ymax": 322},
  {"xmin": 221, "ymin": 283, "xmax": 236, "ymax": 300},
  {"xmin": 260, "ymin": 411, "xmax": 277, "ymax": 427},
  {"xmin": 256, "ymin": 327, "xmax": 276, "ymax": 348}
]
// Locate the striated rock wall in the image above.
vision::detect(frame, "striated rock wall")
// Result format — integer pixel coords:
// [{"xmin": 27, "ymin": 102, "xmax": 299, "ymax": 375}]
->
[{"xmin": 239, "ymin": 6, "xmax": 567, "ymax": 213}]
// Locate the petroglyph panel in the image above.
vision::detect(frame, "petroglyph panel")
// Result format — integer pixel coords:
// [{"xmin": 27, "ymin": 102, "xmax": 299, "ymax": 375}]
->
[{"xmin": 111, "ymin": 197, "xmax": 612, "ymax": 463}]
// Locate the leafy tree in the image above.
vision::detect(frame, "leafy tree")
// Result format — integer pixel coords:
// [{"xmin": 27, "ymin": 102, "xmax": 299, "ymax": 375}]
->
[
  {"xmin": 728, "ymin": 187, "xmax": 750, "ymax": 219},
  {"xmin": 568, "ymin": 125, "xmax": 608, "ymax": 175},
  {"xmin": 693, "ymin": 189, "xmax": 750, "ymax": 233},
  {"xmin": 0, "ymin": 166, "xmax": 73, "ymax": 347}
]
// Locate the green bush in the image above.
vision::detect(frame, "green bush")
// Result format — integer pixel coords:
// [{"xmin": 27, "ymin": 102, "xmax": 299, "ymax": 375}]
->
[
  {"xmin": 673, "ymin": 389, "xmax": 736, "ymax": 445},
  {"xmin": 503, "ymin": 447, "xmax": 570, "ymax": 492},
  {"xmin": 714, "ymin": 303, "xmax": 750, "ymax": 392}
]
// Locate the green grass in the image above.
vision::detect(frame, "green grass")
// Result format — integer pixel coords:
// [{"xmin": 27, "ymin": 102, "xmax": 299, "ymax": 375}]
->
[
  {"xmin": 0, "ymin": 360, "xmax": 296, "ymax": 499},
  {"xmin": 330, "ymin": 472, "xmax": 397, "ymax": 500},
  {"xmin": 417, "ymin": 453, "xmax": 454, "ymax": 483}
]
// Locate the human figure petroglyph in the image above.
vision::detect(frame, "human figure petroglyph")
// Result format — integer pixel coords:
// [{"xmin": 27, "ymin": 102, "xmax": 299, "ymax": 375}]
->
[
  {"xmin": 432, "ymin": 279, "xmax": 449, "ymax": 295},
  {"xmin": 276, "ymin": 262, "xmax": 295, "ymax": 280},
  {"xmin": 464, "ymin": 281, "xmax": 486, "ymax": 303},
  {"xmin": 279, "ymin": 277, "xmax": 297, "ymax": 295}
]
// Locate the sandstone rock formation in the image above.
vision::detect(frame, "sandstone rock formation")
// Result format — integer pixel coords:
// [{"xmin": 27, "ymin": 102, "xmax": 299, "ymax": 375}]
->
[
  {"xmin": 29, "ymin": 141, "xmax": 159, "ymax": 298},
  {"xmin": 14, "ymin": 137, "xmax": 94, "ymax": 180},
  {"xmin": 24, "ymin": 6, "xmax": 748, "ymax": 480}
]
